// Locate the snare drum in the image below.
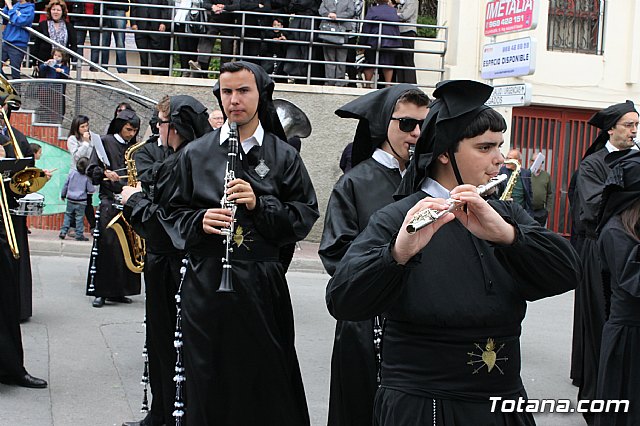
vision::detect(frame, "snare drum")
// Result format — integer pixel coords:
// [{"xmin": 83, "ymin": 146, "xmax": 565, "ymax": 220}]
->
[{"xmin": 12, "ymin": 192, "xmax": 45, "ymax": 216}]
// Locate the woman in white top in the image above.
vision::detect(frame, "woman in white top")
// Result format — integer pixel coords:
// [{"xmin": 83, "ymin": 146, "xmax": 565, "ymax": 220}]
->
[{"xmin": 67, "ymin": 114, "xmax": 100, "ymax": 230}]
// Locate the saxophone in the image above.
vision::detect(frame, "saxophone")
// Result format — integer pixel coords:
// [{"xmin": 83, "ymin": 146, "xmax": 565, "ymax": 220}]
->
[
  {"xmin": 106, "ymin": 139, "xmax": 147, "ymax": 273},
  {"xmin": 499, "ymin": 159, "xmax": 521, "ymax": 201}
]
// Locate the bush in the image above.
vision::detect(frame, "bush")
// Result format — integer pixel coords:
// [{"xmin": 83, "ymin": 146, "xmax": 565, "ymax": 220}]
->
[{"xmin": 417, "ymin": 15, "xmax": 437, "ymax": 38}]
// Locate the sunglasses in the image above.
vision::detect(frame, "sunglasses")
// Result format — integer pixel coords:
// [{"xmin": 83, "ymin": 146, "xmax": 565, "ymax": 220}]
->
[{"xmin": 390, "ymin": 117, "xmax": 424, "ymax": 132}]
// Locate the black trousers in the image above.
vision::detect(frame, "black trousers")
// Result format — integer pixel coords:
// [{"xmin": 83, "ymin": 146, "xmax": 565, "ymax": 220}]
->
[
  {"xmin": 135, "ymin": 33, "xmax": 171, "ymax": 76},
  {"xmin": 0, "ymin": 231, "xmax": 27, "ymax": 378},
  {"xmin": 395, "ymin": 31, "xmax": 416, "ymax": 84},
  {"xmin": 145, "ymin": 251, "xmax": 183, "ymax": 425}
]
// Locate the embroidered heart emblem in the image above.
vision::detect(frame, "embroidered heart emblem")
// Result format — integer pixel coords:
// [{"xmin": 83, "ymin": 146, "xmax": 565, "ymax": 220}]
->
[{"xmin": 482, "ymin": 350, "xmax": 496, "ymax": 372}]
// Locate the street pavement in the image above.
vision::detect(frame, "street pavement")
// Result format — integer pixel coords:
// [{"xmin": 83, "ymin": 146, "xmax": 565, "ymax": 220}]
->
[{"xmin": 1, "ymin": 230, "xmax": 584, "ymax": 426}]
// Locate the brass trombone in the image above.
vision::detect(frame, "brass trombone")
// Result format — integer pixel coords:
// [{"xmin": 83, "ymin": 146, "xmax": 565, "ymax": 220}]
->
[{"xmin": 0, "ymin": 175, "xmax": 19, "ymax": 258}]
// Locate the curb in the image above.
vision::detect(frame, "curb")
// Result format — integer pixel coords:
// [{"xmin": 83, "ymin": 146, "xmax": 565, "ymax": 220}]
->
[{"xmin": 28, "ymin": 237, "xmax": 327, "ymax": 273}]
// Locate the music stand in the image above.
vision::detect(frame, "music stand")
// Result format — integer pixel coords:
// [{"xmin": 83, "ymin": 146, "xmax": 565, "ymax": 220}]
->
[{"xmin": 0, "ymin": 158, "xmax": 31, "ymax": 180}]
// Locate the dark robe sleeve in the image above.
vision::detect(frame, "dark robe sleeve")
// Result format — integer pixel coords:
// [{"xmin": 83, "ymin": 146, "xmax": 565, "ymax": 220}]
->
[
  {"xmin": 600, "ymin": 224, "xmax": 640, "ymax": 298},
  {"xmin": 577, "ymin": 156, "xmax": 608, "ymax": 225},
  {"xmin": 86, "ymin": 147, "xmax": 105, "ymax": 186},
  {"xmin": 319, "ymin": 177, "xmax": 360, "ymax": 276},
  {"xmin": 327, "ymin": 197, "xmax": 581, "ymax": 321},
  {"xmin": 490, "ymin": 200, "xmax": 581, "ymax": 301},
  {"xmin": 133, "ymin": 139, "xmax": 165, "ymax": 191},
  {"xmin": 160, "ymin": 149, "xmax": 208, "ymax": 251},
  {"xmin": 326, "ymin": 199, "xmax": 414, "ymax": 321},
  {"xmin": 249, "ymin": 152, "xmax": 319, "ymax": 246}
]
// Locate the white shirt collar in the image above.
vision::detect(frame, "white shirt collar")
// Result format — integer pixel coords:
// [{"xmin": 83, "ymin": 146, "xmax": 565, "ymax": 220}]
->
[
  {"xmin": 605, "ymin": 140, "xmax": 640, "ymax": 152},
  {"xmin": 371, "ymin": 148, "xmax": 406, "ymax": 177},
  {"xmin": 219, "ymin": 121, "xmax": 264, "ymax": 154},
  {"xmin": 114, "ymin": 133, "xmax": 128, "ymax": 145},
  {"xmin": 420, "ymin": 177, "xmax": 450, "ymax": 199}
]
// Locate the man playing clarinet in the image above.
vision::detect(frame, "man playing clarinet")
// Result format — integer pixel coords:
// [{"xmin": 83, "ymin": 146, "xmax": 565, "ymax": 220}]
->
[{"xmin": 161, "ymin": 61, "xmax": 318, "ymax": 425}]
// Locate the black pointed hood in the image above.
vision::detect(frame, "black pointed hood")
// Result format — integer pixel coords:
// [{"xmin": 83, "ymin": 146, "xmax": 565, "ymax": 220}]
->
[
  {"xmin": 212, "ymin": 61, "xmax": 287, "ymax": 142},
  {"xmin": 169, "ymin": 95, "xmax": 212, "ymax": 143},
  {"xmin": 585, "ymin": 100, "xmax": 638, "ymax": 159},
  {"xmin": 336, "ymin": 84, "xmax": 424, "ymax": 167},
  {"xmin": 396, "ymin": 80, "xmax": 494, "ymax": 198}
]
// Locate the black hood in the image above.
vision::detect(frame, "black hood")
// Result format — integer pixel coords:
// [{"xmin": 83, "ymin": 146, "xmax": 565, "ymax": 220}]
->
[
  {"xmin": 396, "ymin": 80, "xmax": 494, "ymax": 198},
  {"xmin": 336, "ymin": 84, "xmax": 423, "ymax": 167},
  {"xmin": 597, "ymin": 149, "xmax": 640, "ymax": 232},
  {"xmin": 212, "ymin": 61, "xmax": 287, "ymax": 142},
  {"xmin": 584, "ymin": 100, "xmax": 638, "ymax": 159},
  {"xmin": 169, "ymin": 95, "xmax": 212, "ymax": 143}
]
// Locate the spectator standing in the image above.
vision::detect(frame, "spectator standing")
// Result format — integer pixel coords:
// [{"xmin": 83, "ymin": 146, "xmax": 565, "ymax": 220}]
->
[
  {"xmin": 530, "ymin": 152, "xmax": 553, "ymax": 226},
  {"xmin": 67, "ymin": 114, "xmax": 101, "ymax": 230},
  {"xmin": 68, "ymin": 0, "xmax": 100, "ymax": 67},
  {"xmin": 131, "ymin": 0, "xmax": 171, "ymax": 75},
  {"xmin": 1, "ymin": 0, "xmax": 35, "ymax": 80},
  {"xmin": 260, "ymin": 17, "xmax": 287, "ymax": 76},
  {"xmin": 37, "ymin": 48, "xmax": 69, "ymax": 123},
  {"xmin": 318, "ymin": 0, "xmax": 354, "ymax": 86},
  {"xmin": 173, "ymin": 0, "xmax": 201, "ymax": 77},
  {"xmin": 212, "ymin": 0, "xmax": 268, "ymax": 64},
  {"xmin": 190, "ymin": 0, "xmax": 234, "ymax": 74},
  {"xmin": 32, "ymin": 0, "xmax": 77, "ymax": 69},
  {"xmin": 59, "ymin": 156, "xmax": 96, "ymax": 241},
  {"xmin": 100, "ymin": 0, "xmax": 129, "ymax": 73},
  {"xmin": 283, "ymin": 0, "xmax": 318, "ymax": 80},
  {"xmin": 393, "ymin": 0, "xmax": 417, "ymax": 84},
  {"xmin": 344, "ymin": 0, "xmax": 362, "ymax": 86},
  {"xmin": 361, "ymin": 0, "xmax": 401, "ymax": 87},
  {"xmin": 498, "ymin": 148, "xmax": 534, "ymax": 216}
]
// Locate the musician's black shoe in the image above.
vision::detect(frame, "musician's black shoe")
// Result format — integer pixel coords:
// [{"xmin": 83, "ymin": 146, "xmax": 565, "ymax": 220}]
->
[
  {"xmin": 92, "ymin": 297, "xmax": 105, "ymax": 308},
  {"xmin": 58, "ymin": 233, "xmax": 66, "ymax": 240},
  {"xmin": 0, "ymin": 373, "xmax": 48, "ymax": 388},
  {"xmin": 107, "ymin": 296, "xmax": 133, "ymax": 304},
  {"xmin": 75, "ymin": 236, "xmax": 89, "ymax": 241}
]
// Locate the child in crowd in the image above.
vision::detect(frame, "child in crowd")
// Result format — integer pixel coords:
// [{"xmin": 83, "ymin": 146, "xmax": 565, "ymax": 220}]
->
[
  {"xmin": 29, "ymin": 142, "xmax": 42, "ymax": 160},
  {"xmin": 38, "ymin": 48, "xmax": 69, "ymax": 78},
  {"xmin": 59, "ymin": 156, "xmax": 95, "ymax": 241},
  {"xmin": 261, "ymin": 18, "xmax": 287, "ymax": 78},
  {"xmin": 38, "ymin": 48, "xmax": 69, "ymax": 124}
]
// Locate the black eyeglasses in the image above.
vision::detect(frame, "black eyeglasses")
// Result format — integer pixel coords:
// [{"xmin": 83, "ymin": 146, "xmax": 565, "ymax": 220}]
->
[
  {"xmin": 390, "ymin": 117, "xmax": 424, "ymax": 132},
  {"xmin": 157, "ymin": 119, "xmax": 171, "ymax": 125}
]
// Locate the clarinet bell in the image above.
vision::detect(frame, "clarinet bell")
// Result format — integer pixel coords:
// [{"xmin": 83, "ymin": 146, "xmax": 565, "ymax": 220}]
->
[{"xmin": 217, "ymin": 264, "xmax": 235, "ymax": 293}]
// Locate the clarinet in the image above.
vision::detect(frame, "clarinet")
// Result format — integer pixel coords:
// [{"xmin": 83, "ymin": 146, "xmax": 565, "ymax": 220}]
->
[{"xmin": 217, "ymin": 122, "xmax": 238, "ymax": 293}]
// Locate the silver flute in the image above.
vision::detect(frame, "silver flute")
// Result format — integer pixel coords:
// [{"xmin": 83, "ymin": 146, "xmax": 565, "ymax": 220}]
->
[{"xmin": 406, "ymin": 174, "xmax": 508, "ymax": 234}]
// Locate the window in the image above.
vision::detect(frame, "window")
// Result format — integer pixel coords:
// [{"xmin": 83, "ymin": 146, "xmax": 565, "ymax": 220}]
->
[{"xmin": 547, "ymin": 0, "xmax": 604, "ymax": 54}]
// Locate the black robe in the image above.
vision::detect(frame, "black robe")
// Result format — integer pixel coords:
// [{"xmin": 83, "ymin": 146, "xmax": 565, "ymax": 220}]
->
[
  {"xmin": 2, "ymin": 128, "xmax": 35, "ymax": 321},
  {"xmin": 595, "ymin": 216, "xmax": 640, "ymax": 426},
  {"xmin": 161, "ymin": 128, "xmax": 318, "ymax": 426},
  {"xmin": 85, "ymin": 134, "xmax": 141, "ymax": 298},
  {"xmin": 327, "ymin": 192, "xmax": 580, "ymax": 425},
  {"xmin": 319, "ymin": 157, "xmax": 402, "ymax": 426},
  {"xmin": 123, "ymin": 140, "xmax": 184, "ymax": 426},
  {"xmin": 571, "ymin": 148, "xmax": 609, "ymax": 419},
  {"xmin": 0, "ymin": 225, "xmax": 27, "ymax": 379}
]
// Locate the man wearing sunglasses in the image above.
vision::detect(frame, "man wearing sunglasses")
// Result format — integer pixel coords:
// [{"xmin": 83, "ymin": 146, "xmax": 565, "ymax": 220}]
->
[
  {"xmin": 570, "ymin": 100, "xmax": 639, "ymax": 425},
  {"xmin": 319, "ymin": 84, "xmax": 429, "ymax": 426}
]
